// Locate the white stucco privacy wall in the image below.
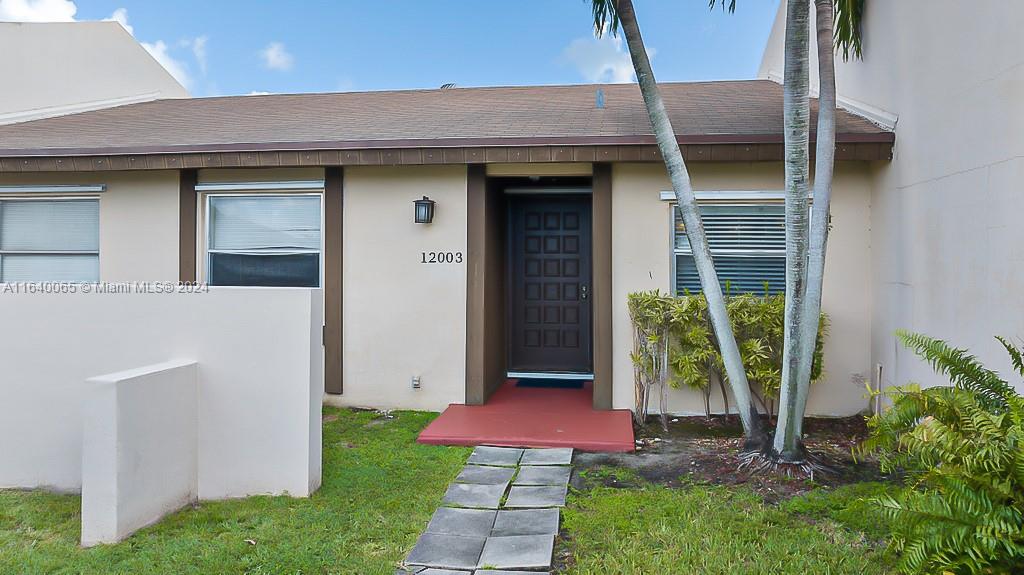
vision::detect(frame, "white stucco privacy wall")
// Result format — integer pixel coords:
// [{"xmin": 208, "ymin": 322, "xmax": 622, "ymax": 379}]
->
[
  {"xmin": 0, "ymin": 288, "xmax": 323, "ymax": 498},
  {"xmin": 81, "ymin": 360, "xmax": 198, "ymax": 547},
  {"xmin": 760, "ymin": 1, "xmax": 1024, "ymax": 392},
  {"xmin": 610, "ymin": 162, "xmax": 874, "ymax": 417},
  {"xmin": 334, "ymin": 165, "xmax": 468, "ymax": 411}
]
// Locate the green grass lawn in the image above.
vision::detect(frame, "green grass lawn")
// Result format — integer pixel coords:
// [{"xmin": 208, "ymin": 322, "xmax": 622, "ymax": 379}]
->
[
  {"xmin": 562, "ymin": 469, "xmax": 896, "ymax": 574},
  {"xmin": 0, "ymin": 408, "xmax": 469, "ymax": 575},
  {"xmin": 1, "ymin": 408, "xmax": 895, "ymax": 574}
]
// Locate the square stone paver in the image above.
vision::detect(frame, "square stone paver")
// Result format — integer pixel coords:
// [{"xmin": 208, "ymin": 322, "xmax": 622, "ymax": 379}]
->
[
  {"xmin": 477, "ymin": 534, "xmax": 555, "ymax": 570},
  {"xmin": 419, "ymin": 570, "xmax": 471, "ymax": 575},
  {"xmin": 426, "ymin": 507, "xmax": 496, "ymax": 537},
  {"xmin": 456, "ymin": 465, "xmax": 516, "ymax": 485},
  {"xmin": 467, "ymin": 446, "xmax": 523, "ymax": 467},
  {"xmin": 520, "ymin": 448, "xmax": 573, "ymax": 466},
  {"xmin": 405, "ymin": 533, "xmax": 485, "ymax": 570},
  {"xmin": 503, "ymin": 485, "xmax": 567, "ymax": 508},
  {"xmin": 513, "ymin": 465, "xmax": 571, "ymax": 486},
  {"xmin": 491, "ymin": 508, "xmax": 561, "ymax": 536},
  {"xmin": 476, "ymin": 571, "xmax": 549, "ymax": 575},
  {"xmin": 442, "ymin": 482, "xmax": 508, "ymax": 509}
]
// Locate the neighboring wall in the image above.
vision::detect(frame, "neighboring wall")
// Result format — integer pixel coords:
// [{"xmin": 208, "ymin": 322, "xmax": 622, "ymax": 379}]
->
[
  {"xmin": 0, "ymin": 22, "xmax": 189, "ymax": 124},
  {"xmin": 761, "ymin": 2, "xmax": 1024, "ymax": 392},
  {"xmin": 0, "ymin": 289, "xmax": 323, "ymax": 496},
  {"xmin": 0, "ymin": 170, "xmax": 180, "ymax": 281},
  {"xmin": 333, "ymin": 165, "xmax": 469, "ymax": 411},
  {"xmin": 611, "ymin": 162, "xmax": 874, "ymax": 416}
]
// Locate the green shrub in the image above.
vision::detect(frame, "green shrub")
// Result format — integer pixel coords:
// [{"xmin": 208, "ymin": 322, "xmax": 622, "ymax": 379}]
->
[
  {"xmin": 858, "ymin": 331, "xmax": 1024, "ymax": 574},
  {"xmin": 627, "ymin": 289, "xmax": 827, "ymax": 423}
]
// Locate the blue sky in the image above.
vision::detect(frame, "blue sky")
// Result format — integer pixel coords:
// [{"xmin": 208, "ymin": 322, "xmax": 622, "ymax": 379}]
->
[{"xmin": 2, "ymin": 0, "xmax": 780, "ymax": 97}]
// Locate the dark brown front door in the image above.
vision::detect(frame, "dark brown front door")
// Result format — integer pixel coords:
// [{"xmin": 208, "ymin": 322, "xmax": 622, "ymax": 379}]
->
[{"xmin": 508, "ymin": 194, "xmax": 593, "ymax": 373}]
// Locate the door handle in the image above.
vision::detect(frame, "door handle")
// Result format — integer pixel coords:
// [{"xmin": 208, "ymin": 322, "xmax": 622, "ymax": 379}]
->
[{"xmin": 580, "ymin": 284, "xmax": 589, "ymax": 301}]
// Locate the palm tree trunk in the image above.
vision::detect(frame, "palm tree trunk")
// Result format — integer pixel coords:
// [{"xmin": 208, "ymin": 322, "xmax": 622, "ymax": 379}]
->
[
  {"xmin": 614, "ymin": 0, "xmax": 764, "ymax": 444},
  {"xmin": 793, "ymin": 0, "xmax": 837, "ymax": 438},
  {"xmin": 772, "ymin": 0, "xmax": 811, "ymax": 461}
]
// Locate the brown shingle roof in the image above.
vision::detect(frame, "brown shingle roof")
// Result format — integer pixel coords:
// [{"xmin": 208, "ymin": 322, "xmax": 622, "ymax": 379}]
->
[{"xmin": 0, "ymin": 80, "xmax": 892, "ymax": 157}]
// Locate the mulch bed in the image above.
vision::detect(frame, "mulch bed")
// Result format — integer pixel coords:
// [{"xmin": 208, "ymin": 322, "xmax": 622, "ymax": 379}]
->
[{"xmin": 572, "ymin": 414, "xmax": 890, "ymax": 502}]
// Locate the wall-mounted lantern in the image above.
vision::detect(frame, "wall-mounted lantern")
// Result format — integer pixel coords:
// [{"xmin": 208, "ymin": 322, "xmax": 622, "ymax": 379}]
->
[{"xmin": 414, "ymin": 196, "xmax": 435, "ymax": 224}]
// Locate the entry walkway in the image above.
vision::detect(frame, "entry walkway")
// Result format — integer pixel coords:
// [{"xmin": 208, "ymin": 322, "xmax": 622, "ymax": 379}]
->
[
  {"xmin": 417, "ymin": 380, "xmax": 634, "ymax": 452},
  {"xmin": 399, "ymin": 446, "xmax": 572, "ymax": 574}
]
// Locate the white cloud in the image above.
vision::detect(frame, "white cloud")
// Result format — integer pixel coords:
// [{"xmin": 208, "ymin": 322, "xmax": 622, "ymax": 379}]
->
[
  {"xmin": 245, "ymin": 91, "xmax": 272, "ymax": 96},
  {"xmin": 560, "ymin": 31, "xmax": 640, "ymax": 84},
  {"xmin": 189, "ymin": 35, "xmax": 208, "ymax": 75},
  {"xmin": 105, "ymin": 8, "xmax": 193, "ymax": 90},
  {"xmin": 105, "ymin": 6, "xmax": 131, "ymax": 34},
  {"xmin": 141, "ymin": 40, "xmax": 191, "ymax": 89},
  {"xmin": 0, "ymin": 0, "xmax": 76, "ymax": 21},
  {"xmin": 259, "ymin": 41, "xmax": 293, "ymax": 71}
]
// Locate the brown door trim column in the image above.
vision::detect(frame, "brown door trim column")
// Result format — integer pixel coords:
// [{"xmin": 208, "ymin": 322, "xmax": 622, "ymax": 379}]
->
[
  {"xmin": 465, "ymin": 165, "xmax": 507, "ymax": 405},
  {"xmin": 591, "ymin": 163, "xmax": 613, "ymax": 410},
  {"xmin": 178, "ymin": 169, "xmax": 198, "ymax": 282},
  {"xmin": 324, "ymin": 167, "xmax": 344, "ymax": 395},
  {"xmin": 466, "ymin": 164, "xmax": 488, "ymax": 405}
]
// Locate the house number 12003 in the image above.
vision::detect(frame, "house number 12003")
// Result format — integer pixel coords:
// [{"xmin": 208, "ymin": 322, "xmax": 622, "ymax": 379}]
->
[{"xmin": 421, "ymin": 251, "xmax": 463, "ymax": 264}]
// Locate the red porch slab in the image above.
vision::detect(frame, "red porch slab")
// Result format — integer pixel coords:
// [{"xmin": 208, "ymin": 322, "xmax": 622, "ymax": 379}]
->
[{"xmin": 418, "ymin": 380, "xmax": 635, "ymax": 452}]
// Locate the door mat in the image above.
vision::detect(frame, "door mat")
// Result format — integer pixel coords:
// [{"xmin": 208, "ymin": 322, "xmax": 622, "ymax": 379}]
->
[{"xmin": 515, "ymin": 379, "xmax": 586, "ymax": 389}]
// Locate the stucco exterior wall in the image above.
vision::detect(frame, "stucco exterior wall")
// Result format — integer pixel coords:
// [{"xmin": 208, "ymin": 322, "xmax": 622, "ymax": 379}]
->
[
  {"xmin": 760, "ymin": 2, "xmax": 1024, "ymax": 393},
  {"xmin": 610, "ymin": 162, "xmax": 874, "ymax": 416},
  {"xmin": 0, "ymin": 22, "xmax": 188, "ymax": 125},
  {"xmin": 330, "ymin": 165, "xmax": 469, "ymax": 411},
  {"xmin": 0, "ymin": 171, "xmax": 180, "ymax": 281}
]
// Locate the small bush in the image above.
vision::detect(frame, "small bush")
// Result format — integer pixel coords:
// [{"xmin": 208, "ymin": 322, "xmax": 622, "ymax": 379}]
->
[
  {"xmin": 858, "ymin": 331, "xmax": 1024, "ymax": 574},
  {"xmin": 627, "ymin": 289, "xmax": 827, "ymax": 425}
]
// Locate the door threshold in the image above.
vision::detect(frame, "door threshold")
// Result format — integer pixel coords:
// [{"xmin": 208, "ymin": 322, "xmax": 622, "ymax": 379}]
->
[{"xmin": 507, "ymin": 371, "xmax": 594, "ymax": 381}]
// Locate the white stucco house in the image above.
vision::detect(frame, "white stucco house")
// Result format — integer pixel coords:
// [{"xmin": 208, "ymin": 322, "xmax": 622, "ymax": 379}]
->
[{"xmin": 0, "ymin": 0, "xmax": 1020, "ymax": 543}]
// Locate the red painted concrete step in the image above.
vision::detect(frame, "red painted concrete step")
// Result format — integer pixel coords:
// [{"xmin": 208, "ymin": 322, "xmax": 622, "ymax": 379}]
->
[{"xmin": 418, "ymin": 380, "xmax": 635, "ymax": 452}]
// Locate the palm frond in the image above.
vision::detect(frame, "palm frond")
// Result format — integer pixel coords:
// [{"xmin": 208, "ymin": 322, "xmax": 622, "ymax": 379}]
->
[
  {"xmin": 996, "ymin": 336, "xmax": 1024, "ymax": 379},
  {"xmin": 896, "ymin": 330, "xmax": 1015, "ymax": 412},
  {"xmin": 590, "ymin": 0, "xmax": 618, "ymax": 37},
  {"xmin": 833, "ymin": 0, "xmax": 864, "ymax": 61},
  {"xmin": 861, "ymin": 332, "xmax": 1024, "ymax": 573},
  {"xmin": 707, "ymin": 0, "xmax": 737, "ymax": 12}
]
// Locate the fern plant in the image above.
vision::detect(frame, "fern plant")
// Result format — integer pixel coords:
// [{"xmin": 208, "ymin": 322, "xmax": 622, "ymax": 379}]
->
[{"xmin": 858, "ymin": 331, "xmax": 1024, "ymax": 574}]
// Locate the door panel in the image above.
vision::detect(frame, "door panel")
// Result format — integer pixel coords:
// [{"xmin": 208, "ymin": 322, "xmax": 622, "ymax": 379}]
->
[{"xmin": 508, "ymin": 195, "xmax": 592, "ymax": 373}]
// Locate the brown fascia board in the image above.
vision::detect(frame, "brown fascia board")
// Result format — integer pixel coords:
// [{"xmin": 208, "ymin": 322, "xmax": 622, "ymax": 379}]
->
[{"xmin": 0, "ymin": 132, "xmax": 894, "ymax": 159}]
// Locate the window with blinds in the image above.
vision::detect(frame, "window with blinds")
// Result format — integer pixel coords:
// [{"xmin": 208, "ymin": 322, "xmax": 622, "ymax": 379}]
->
[
  {"xmin": 673, "ymin": 203, "xmax": 786, "ymax": 295},
  {"xmin": 206, "ymin": 194, "xmax": 322, "ymax": 287},
  {"xmin": 0, "ymin": 199, "xmax": 99, "ymax": 282}
]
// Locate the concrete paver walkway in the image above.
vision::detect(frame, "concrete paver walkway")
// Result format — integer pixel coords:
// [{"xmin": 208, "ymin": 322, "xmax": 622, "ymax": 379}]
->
[{"xmin": 399, "ymin": 446, "xmax": 572, "ymax": 575}]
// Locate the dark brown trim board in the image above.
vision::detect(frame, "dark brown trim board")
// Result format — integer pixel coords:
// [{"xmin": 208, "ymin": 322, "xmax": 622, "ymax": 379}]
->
[
  {"xmin": 323, "ymin": 167, "xmax": 344, "ymax": 395},
  {"xmin": 591, "ymin": 163, "xmax": 613, "ymax": 410},
  {"xmin": 0, "ymin": 141, "xmax": 893, "ymax": 173},
  {"xmin": 465, "ymin": 165, "xmax": 507, "ymax": 405},
  {"xmin": 178, "ymin": 169, "xmax": 198, "ymax": 282}
]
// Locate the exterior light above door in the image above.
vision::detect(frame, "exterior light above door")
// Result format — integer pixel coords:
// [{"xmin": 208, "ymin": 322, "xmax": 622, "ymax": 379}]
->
[{"xmin": 414, "ymin": 196, "xmax": 435, "ymax": 224}]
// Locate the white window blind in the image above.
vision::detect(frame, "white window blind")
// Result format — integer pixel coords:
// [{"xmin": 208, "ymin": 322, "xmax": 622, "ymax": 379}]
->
[
  {"xmin": 206, "ymin": 194, "xmax": 322, "ymax": 287},
  {"xmin": 673, "ymin": 204, "xmax": 786, "ymax": 295},
  {"xmin": 0, "ymin": 199, "xmax": 99, "ymax": 282}
]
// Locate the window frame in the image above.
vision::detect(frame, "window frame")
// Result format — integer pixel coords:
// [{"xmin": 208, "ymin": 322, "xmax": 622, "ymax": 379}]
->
[
  {"xmin": 0, "ymin": 195, "xmax": 101, "ymax": 284},
  {"xmin": 666, "ymin": 194, "xmax": 789, "ymax": 297},
  {"xmin": 201, "ymin": 191, "xmax": 325, "ymax": 289}
]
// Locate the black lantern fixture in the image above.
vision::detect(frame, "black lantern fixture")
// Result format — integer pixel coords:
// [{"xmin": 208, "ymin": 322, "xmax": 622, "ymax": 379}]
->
[{"xmin": 414, "ymin": 196, "xmax": 435, "ymax": 224}]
